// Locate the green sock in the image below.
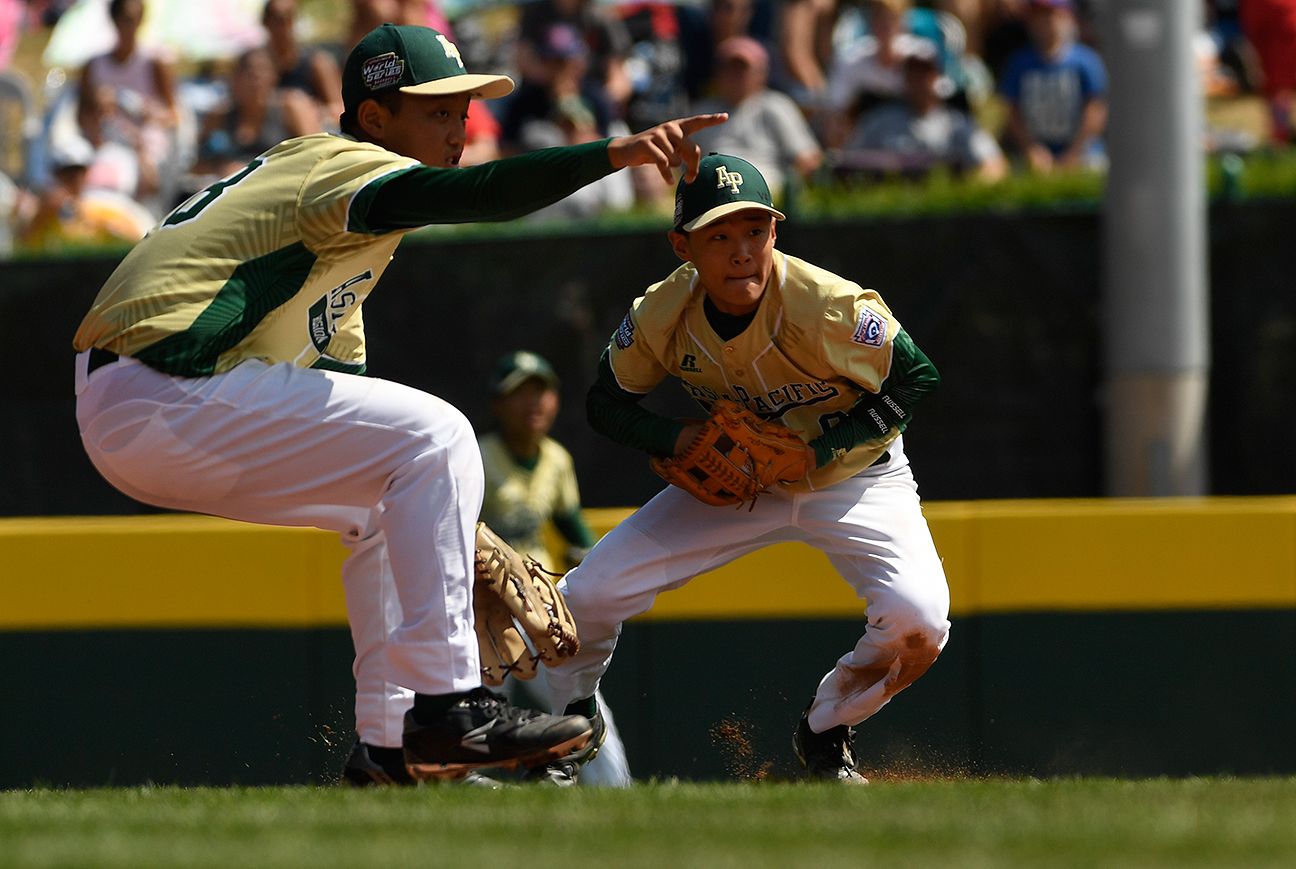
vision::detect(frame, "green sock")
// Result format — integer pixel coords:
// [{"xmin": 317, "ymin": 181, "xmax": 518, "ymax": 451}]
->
[{"xmin": 564, "ymin": 696, "xmax": 598, "ymax": 719}]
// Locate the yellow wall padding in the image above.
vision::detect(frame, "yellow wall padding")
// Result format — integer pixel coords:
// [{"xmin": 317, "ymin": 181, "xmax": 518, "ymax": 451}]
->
[{"xmin": 3, "ymin": 497, "xmax": 1294, "ymax": 629}]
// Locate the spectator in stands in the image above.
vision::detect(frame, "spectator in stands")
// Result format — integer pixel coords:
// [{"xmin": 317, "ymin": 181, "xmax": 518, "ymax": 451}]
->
[
  {"xmin": 15, "ymin": 136, "xmax": 150, "ymax": 252},
  {"xmin": 844, "ymin": 39, "xmax": 1006, "ymax": 182},
  {"xmin": 0, "ymin": 0, "xmax": 22, "ymax": 71},
  {"xmin": 678, "ymin": 0, "xmax": 762, "ymax": 102},
  {"xmin": 345, "ymin": 0, "xmax": 399, "ymax": 53},
  {"xmin": 520, "ymin": 95, "xmax": 634, "ymax": 220},
  {"xmin": 690, "ymin": 35, "xmax": 822, "ymax": 197},
  {"xmin": 501, "ymin": 22, "xmax": 611, "ymax": 155},
  {"xmin": 517, "ymin": 0, "xmax": 631, "ymax": 123},
  {"xmin": 1240, "ymin": 0, "xmax": 1296, "ymax": 145},
  {"xmin": 77, "ymin": 0, "xmax": 177, "ymax": 204},
  {"xmin": 772, "ymin": 0, "xmax": 835, "ymax": 105},
  {"xmin": 192, "ymin": 46, "xmax": 318, "ymax": 180},
  {"xmin": 980, "ymin": 0, "xmax": 1031, "ymax": 79},
  {"xmin": 998, "ymin": 0, "xmax": 1107, "ymax": 173},
  {"xmin": 823, "ymin": 0, "xmax": 931, "ymax": 144},
  {"xmin": 76, "ymin": 82, "xmax": 148, "ymax": 203},
  {"xmin": 262, "ymin": 0, "xmax": 343, "ymax": 132}
]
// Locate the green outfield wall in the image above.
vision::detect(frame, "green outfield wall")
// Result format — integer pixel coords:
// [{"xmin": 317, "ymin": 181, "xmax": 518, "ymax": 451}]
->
[{"xmin": 2, "ymin": 498, "xmax": 1294, "ymax": 787}]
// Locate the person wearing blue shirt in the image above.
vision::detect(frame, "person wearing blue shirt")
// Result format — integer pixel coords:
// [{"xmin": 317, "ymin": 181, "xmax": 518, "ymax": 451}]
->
[{"xmin": 998, "ymin": 0, "xmax": 1108, "ymax": 173}]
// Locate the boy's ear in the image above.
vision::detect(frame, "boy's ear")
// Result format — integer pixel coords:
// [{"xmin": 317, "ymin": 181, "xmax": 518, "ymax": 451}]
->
[
  {"xmin": 668, "ymin": 230, "xmax": 691, "ymax": 263},
  {"xmin": 356, "ymin": 98, "xmax": 386, "ymax": 141}
]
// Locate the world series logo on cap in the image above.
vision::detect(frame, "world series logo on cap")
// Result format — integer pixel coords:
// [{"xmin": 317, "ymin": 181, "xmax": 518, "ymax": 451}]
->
[
  {"xmin": 362, "ymin": 52, "xmax": 405, "ymax": 90},
  {"xmin": 715, "ymin": 166, "xmax": 743, "ymax": 194}
]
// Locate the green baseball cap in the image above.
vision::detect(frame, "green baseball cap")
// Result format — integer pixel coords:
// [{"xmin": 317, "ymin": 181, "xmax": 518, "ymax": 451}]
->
[
  {"xmin": 673, "ymin": 153, "xmax": 786, "ymax": 232},
  {"xmin": 342, "ymin": 24, "xmax": 514, "ymax": 115},
  {"xmin": 492, "ymin": 351, "xmax": 560, "ymax": 395}
]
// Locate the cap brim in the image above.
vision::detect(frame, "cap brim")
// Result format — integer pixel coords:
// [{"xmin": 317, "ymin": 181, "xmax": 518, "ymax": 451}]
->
[
  {"xmin": 400, "ymin": 74, "xmax": 515, "ymax": 100},
  {"xmin": 681, "ymin": 202, "xmax": 786, "ymax": 232},
  {"xmin": 495, "ymin": 369, "xmax": 559, "ymax": 395}
]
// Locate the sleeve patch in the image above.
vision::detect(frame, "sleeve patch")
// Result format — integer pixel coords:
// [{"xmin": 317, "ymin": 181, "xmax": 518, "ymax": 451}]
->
[
  {"xmin": 614, "ymin": 312, "xmax": 636, "ymax": 349},
  {"xmin": 852, "ymin": 308, "xmax": 887, "ymax": 347}
]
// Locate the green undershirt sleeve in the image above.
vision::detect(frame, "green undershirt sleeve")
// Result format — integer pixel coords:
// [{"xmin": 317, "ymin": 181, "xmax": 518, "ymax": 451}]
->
[
  {"xmin": 807, "ymin": 328, "xmax": 940, "ymax": 468},
  {"xmin": 585, "ymin": 349, "xmax": 684, "ymax": 458},
  {"xmin": 349, "ymin": 140, "xmax": 615, "ymax": 233},
  {"xmin": 552, "ymin": 508, "xmax": 597, "ymax": 549}
]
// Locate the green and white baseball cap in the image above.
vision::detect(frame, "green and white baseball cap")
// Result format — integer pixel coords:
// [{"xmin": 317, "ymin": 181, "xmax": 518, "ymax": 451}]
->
[
  {"xmin": 342, "ymin": 24, "xmax": 514, "ymax": 115},
  {"xmin": 492, "ymin": 351, "xmax": 560, "ymax": 395},
  {"xmin": 674, "ymin": 153, "xmax": 786, "ymax": 232}
]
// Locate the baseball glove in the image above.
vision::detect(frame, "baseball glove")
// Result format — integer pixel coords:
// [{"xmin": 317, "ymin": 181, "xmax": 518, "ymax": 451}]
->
[
  {"xmin": 650, "ymin": 399, "xmax": 810, "ymax": 507},
  {"xmin": 473, "ymin": 522, "xmax": 581, "ymax": 686}
]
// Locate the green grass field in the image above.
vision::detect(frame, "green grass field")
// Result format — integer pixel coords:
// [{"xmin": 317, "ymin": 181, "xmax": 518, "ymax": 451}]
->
[{"xmin": 3, "ymin": 778, "xmax": 1295, "ymax": 868}]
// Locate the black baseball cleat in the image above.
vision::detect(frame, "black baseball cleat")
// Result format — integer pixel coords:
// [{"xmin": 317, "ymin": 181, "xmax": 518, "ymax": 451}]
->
[
  {"xmin": 341, "ymin": 738, "xmax": 502, "ymax": 788},
  {"xmin": 793, "ymin": 704, "xmax": 869, "ymax": 784},
  {"xmin": 342, "ymin": 739, "xmax": 415, "ymax": 787},
  {"xmin": 523, "ymin": 699, "xmax": 607, "ymax": 787},
  {"xmin": 403, "ymin": 687, "xmax": 592, "ymax": 782}
]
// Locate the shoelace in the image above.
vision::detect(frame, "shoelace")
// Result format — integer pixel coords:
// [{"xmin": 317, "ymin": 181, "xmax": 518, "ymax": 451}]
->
[{"xmin": 463, "ymin": 686, "xmax": 544, "ymax": 726}]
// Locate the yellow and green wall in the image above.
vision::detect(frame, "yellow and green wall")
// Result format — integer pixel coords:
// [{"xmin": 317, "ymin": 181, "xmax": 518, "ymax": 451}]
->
[{"xmin": 3, "ymin": 497, "xmax": 1294, "ymax": 786}]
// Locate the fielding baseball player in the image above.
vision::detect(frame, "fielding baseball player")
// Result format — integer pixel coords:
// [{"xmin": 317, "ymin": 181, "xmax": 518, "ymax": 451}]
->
[
  {"xmin": 71, "ymin": 22, "xmax": 725, "ymax": 785},
  {"xmin": 537, "ymin": 154, "xmax": 951, "ymax": 784},
  {"xmin": 478, "ymin": 350, "xmax": 632, "ymax": 786}
]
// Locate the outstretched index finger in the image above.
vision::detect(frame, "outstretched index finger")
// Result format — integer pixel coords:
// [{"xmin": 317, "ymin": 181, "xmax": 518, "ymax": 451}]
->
[{"xmin": 675, "ymin": 113, "xmax": 729, "ymax": 136}]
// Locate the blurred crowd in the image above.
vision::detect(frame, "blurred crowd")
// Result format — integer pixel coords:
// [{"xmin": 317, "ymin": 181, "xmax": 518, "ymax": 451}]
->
[{"xmin": 0, "ymin": 0, "xmax": 1290, "ymax": 255}]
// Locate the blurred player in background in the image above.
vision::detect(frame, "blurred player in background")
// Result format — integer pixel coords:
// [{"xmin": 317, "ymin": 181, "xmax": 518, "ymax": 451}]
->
[
  {"xmin": 536, "ymin": 153, "xmax": 950, "ymax": 785},
  {"xmin": 478, "ymin": 350, "xmax": 632, "ymax": 786}
]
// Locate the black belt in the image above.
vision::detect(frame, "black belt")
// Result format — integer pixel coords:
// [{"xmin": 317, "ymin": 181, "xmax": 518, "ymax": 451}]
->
[{"xmin": 87, "ymin": 347, "xmax": 120, "ymax": 375}]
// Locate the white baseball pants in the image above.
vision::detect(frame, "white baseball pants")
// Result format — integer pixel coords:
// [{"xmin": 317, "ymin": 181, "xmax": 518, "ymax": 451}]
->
[
  {"xmin": 75, "ymin": 351, "xmax": 483, "ymax": 749},
  {"xmin": 545, "ymin": 441, "xmax": 951, "ymax": 735}
]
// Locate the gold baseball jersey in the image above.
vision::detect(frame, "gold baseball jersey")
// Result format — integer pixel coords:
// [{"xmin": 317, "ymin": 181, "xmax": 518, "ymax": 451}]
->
[
  {"xmin": 73, "ymin": 133, "xmax": 422, "ymax": 376},
  {"xmin": 479, "ymin": 432, "xmax": 583, "ymax": 560},
  {"xmin": 607, "ymin": 250, "xmax": 903, "ymax": 492}
]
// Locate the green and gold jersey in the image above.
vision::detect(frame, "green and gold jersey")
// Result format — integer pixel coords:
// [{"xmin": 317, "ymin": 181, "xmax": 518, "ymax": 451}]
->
[
  {"xmin": 74, "ymin": 135, "xmax": 615, "ymax": 377},
  {"xmin": 74, "ymin": 134, "xmax": 422, "ymax": 375},
  {"xmin": 479, "ymin": 432, "xmax": 583, "ymax": 562},
  {"xmin": 607, "ymin": 250, "xmax": 904, "ymax": 492}
]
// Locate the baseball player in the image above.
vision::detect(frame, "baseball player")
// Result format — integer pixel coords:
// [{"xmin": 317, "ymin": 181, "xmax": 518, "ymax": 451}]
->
[
  {"xmin": 537, "ymin": 153, "xmax": 951, "ymax": 784},
  {"xmin": 477, "ymin": 350, "xmax": 632, "ymax": 786},
  {"xmin": 71, "ymin": 22, "xmax": 725, "ymax": 785}
]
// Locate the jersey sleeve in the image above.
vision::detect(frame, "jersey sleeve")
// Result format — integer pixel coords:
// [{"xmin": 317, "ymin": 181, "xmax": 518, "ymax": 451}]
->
[
  {"xmin": 344, "ymin": 140, "xmax": 614, "ymax": 233},
  {"xmin": 819, "ymin": 288, "xmax": 900, "ymax": 395},
  {"xmin": 807, "ymin": 290, "xmax": 939, "ymax": 467},
  {"xmin": 605, "ymin": 297, "xmax": 671, "ymax": 395}
]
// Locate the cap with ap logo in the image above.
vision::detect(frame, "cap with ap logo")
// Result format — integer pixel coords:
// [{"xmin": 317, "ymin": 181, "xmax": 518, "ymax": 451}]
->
[
  {"xmin": 342, "ymin": 24, "xmax": 514, "ymax": 115},
  {"xmin": 673, "ymin": 153, "xmax": 786, "ymax": 232}
]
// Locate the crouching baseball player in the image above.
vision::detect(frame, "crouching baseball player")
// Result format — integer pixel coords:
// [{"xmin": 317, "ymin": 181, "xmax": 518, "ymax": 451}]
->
[
  {"xmin": 71, "ymin": 23, "xmax": 725, "ymax": 785},
  {"xmin": 537, "ymin": 154, "xmax": 951, "ymax": 784}
]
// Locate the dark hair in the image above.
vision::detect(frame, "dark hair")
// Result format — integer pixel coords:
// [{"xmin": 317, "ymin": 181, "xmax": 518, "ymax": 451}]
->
[
  {"xmin": 109, "ymin": 0, "xmax": 141, "ymax": 23},
  {"xmin": 340, "ymin": 89, "xmax": 404, "ymax": 138}
]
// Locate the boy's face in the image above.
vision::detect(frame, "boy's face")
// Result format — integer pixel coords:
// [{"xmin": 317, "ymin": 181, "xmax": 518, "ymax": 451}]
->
[
  {"xmin": 1028, "ymin": 4, "xmax": 1073, "ymax": 51},
  {"xmin": 669, "ymin": 210, "xmax": 778, "ymax": 316},
  {"xmin": 364, "ymin": 92, "xmax": 471, "ymax": 168},
  {"xmin": 494, "ymin": 378, "xmax": 560, "ymax": 441}
]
